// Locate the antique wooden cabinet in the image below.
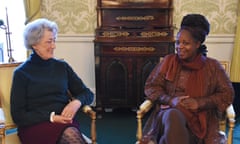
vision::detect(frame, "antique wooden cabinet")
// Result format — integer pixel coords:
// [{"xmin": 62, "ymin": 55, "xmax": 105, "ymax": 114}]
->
[{"xmin": 94, "ymin": 0, "xmax": 175, "ymax": 110}]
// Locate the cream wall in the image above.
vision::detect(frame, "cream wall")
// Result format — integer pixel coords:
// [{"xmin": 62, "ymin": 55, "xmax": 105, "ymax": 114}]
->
[
  {"xmin": 54, "ymin": 35, "xmax": 95, "ymax": 91},
  {"xmin": 41, "ymin": 0, "xmax": 238, "ymax": 91}
]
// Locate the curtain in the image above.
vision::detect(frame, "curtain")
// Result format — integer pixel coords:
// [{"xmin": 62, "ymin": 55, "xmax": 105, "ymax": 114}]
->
[
  {"xmin": 23, "ymin": 0, "xmax": 41, "ymax": 25},
  {"xmin": 230, "ymin": 1, "xmax": 240, "ymax": 82},
  {"xmin": 23, "ymin": 0, "xmax": 42, "ymax": 57}
]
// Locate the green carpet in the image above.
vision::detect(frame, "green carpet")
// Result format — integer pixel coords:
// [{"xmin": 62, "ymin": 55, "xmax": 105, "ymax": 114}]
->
[
  {"xmin": 7, "ymin": 108, "xmax": 240, "ymax": 144},
  {"xmin": 79, "ymin": 108, "xmax": 240, "ymax": 144},
  {"xmin": 78, "ymin": 108, "xmax": 139, "ymax": 144}
]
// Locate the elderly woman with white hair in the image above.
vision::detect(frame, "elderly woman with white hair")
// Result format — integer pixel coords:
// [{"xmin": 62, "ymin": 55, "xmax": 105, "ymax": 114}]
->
[{"xmin": 10, "ymin": 18, "xmax": 93, "ymax": 144}]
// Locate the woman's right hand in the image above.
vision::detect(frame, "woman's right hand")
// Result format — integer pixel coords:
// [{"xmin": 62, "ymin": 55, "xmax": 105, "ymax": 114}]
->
[{"xmin": 52, "ymin": 114, "xmax": 73, "ymax": 124}]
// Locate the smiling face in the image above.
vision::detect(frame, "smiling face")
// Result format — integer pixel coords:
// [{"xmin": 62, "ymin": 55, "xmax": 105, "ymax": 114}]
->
[
  {"xmin": 175, "ymin": 29, "xmax": 201, "ymax": 62},
  {"xmin": 32, "ymin": 29, "xmax": 56, "ymax": 60}
]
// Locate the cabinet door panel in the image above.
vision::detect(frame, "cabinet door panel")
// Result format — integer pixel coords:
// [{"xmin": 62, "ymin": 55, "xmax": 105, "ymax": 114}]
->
[{"xmin": 97, "ymin": 57, "xmax": 134, "ymax": 108}]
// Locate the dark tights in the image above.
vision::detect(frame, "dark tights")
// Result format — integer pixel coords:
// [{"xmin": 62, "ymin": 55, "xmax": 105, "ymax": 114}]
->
[{"xmin": 58, "ymin": 127, "xmax": 86, "ymax": 144}]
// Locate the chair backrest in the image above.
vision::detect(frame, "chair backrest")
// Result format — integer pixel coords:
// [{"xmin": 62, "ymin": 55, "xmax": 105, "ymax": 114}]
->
[{"xmin": 0, "ymin": 63, "xmax": 21, "ymax": 125}]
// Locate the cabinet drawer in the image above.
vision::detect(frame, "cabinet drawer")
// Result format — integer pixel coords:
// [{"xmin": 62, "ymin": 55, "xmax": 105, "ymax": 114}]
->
[
  {"xmin": 95, "ymin": 41, "xmax": 174, "ymax": 56},
  {"xmin": 98, "ymin": 8, "xmax": 172, "ymax": 28}
]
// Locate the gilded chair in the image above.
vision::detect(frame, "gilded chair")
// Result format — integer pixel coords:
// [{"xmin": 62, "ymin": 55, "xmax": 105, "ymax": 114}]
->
[
  {"xmin": 0, "ymin": 63, "xmax": 97, "ymax": 144},
  {"xmin": 136, "ymin": 100, "xmax": 235, "ymax": 144}
]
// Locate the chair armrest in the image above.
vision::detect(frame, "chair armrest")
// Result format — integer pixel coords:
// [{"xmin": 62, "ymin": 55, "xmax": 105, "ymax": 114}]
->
[
  {"xmin": 0, "ymin": 108, "xmax": 5, "ymax": 125},
  {"xmin": 0, "ymin": 108, "xmax": 17, "ymax": 129},
  {"xmin": 82, "ymin": 105, "xmax": 97, "ymax": 144},
  {"xmin": 82, "ymin": 105, "xmax": 96, "ymax": 119},
  {"xmin": 136, "ymin": 100, "xmax": 153, "ymax": 143},
  {"xmin": 226, "ymin": 104, "xmax": 235, "ymax": 122},
  {"xmin": 139, "ymin": 100, "xmax": 153, "ymax": 115}
]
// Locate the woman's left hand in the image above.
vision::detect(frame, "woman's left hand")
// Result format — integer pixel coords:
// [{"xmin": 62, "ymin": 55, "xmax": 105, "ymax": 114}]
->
[{"xmin": 61, "ymin": 99, "xmax": 81, "ymax": 119}]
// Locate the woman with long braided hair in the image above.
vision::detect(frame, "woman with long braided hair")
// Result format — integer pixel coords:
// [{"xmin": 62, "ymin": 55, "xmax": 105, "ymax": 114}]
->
[{"xmin": 140, "ymin": 14, "xmax": 234, "ymax": 144}]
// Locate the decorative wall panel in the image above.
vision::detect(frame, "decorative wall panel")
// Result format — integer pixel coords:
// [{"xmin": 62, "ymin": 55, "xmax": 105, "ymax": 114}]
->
[
  {"xmin": 41, "ymin": 0, "xmax": 97, "ymax": 34},
  {"xmin": 174, "ymin": 0, "xmax": 238, "ymax": 34},
  {"xmin": 41, "ymin": 0, "xmax": 238, "ymax": 35}
]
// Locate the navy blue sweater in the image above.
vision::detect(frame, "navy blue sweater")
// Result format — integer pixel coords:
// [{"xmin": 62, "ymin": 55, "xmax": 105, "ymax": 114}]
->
[{"xmin": 10, "ymin": 53, "xmax": 94, "ymax": 127}]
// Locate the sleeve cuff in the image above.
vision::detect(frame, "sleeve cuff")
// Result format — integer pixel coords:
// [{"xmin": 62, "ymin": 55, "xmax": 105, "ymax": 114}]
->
[{"xmin": 50, "ymin": 111, "xmax": 55, "ymax": 123}]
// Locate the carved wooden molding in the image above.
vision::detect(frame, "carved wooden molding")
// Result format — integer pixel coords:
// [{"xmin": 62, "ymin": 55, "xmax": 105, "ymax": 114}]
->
[
  {"xmin": 140, "ymin": 31, "xmax": 168, "ymax": 37},
  {"xmin": 115, "ymin": 0, "xmax": 155, "ymax": 2},
  {"xmin": 99, "ymin": 31, "xmax": 169, "ymax": 38},
  {"xmin": 102, "ymin": 31, "xmax": 130, "ymax": 37},
  {"xmin": 116, "ymin": 16, "xmax": 154, "ymax": 21},
  {"xmin": 113, "ymin": 46, "xmax": 155, "ymax": 52}
]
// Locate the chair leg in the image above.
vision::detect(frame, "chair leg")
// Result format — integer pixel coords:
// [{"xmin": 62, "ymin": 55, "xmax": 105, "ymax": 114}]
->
[
  {"xmin": 91, "ymin": 117, "xmax": 97, "ymax": 144},
  {"xmin": 136, "ymin": 110, "xmax": 143, "ymax": 144},
  {"xmin": 0, "ymin": 128, "xmax": 6, "ymax": 144},
  {"xmin": 227, "ymin": 119, "xmax": 235, "ymax": 144},
  {"xmin": 83, "ymin": 106, "xmax": 97, "ymax": 144},
  {"xmin": 2, "ymin": 133, "xmax": 5, "ymax": 144}
]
